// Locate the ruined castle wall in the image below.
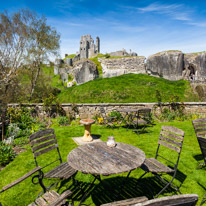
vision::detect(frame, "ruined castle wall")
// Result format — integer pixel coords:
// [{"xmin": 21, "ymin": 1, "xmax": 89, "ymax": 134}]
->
[
  {"xmin": 72, "ymin": 60, "xmax": 99, "ymax": 85},
  {"xmin": 100, "ymin": 56, "xmax": 146, "ymax": 78},
  {"xmin": 184, "ymin": 53, "xmax": 206, "ymax": 81},
  {"xmin": 146, "ymin": 51, "xmax": 184, "ymax": 80}
]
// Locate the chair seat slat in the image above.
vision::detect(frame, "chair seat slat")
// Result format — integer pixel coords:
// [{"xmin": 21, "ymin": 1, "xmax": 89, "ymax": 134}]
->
[
  {"xmin": 28, "ymin": 203, "xmax": 37, "ymax": 206},
  {"xmin": 158, "ymin": 140, "xmax": 180, "ymax": 153},
  {"xmin": 35, "ymin": 196, "xmax": 48, "ymax": 206},
  {"xmin": 45, "ymin": 162, "xmax": 77, "ymax": 179},
  {"xmin": 141, "ymin": 158, "xmax": 174, "ymax": 173},
  {"xmin": 34, "ymin": 144, "xmax": 58, "ymax": 158},
  {"xmin": 44, "ymin": 190, "xmax": 59, "ymax": 203},
  {"xmin": 49, "ymin": 190, "xmax": 72, "ymax": 206}
]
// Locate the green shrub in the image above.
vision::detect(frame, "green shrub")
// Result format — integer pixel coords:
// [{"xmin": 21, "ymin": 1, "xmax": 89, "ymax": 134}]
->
[
  {"xmin": 7, "ymin": 123, "xmax": 20, "ymax": 138},
  {"xmin": 12, "ymin": 137, "xmax": 29, "ymax": 147},
  {"xmin": 7, "ymin": 107, "xmax": 36, "ymax": 130},
  {"xmin": 154, "ymin": 94, "xmax": 187, "ymax": 122},
  {"xmin": 109, "ymin": 110, "xmax": 122, "ymax": 121},
  {"xmin": 195, "ymin": 85, "xmax": 204, "ymax": 101},
  {"xmin": 57, "ymin": 116, "xmax": 69, "ymax": 126},
  {"xmin": 30, "ymin": 121, "xmax": 46, "ymax": 134},
  {"xmin": 0, "ymin": 142, "xmax": 16, "ymax": 166},
  {"xmin": 43, "ymin": 93, "xmax": 65, "ymax": 117}
]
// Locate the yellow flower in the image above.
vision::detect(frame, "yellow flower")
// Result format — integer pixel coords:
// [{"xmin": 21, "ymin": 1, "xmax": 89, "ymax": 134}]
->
[{"xmin": 98, "ymin": 117, "xmax": 103, "ymax": 124}]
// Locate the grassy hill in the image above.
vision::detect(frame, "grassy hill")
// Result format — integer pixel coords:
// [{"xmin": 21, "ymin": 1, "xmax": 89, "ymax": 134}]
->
[
  {"xmin": 56, "ymin": 73, "xmax": 199, "ymax": 103},
  {"xmin": 16, "ymin": 66, "xmax": 198, "ymax": 103}
]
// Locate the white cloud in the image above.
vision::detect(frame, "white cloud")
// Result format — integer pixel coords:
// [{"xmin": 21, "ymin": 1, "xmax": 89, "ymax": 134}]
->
[
  {"xmin": 188, "ymin": 22, "xmax": 206, "ymax": 27},
  {"xmin": 138, "ymin": 2, "xmax": 191, "ymax": 22},
  {"xmin": 138, "ymin": 3, "xmax": 181, "ymax": 13}
]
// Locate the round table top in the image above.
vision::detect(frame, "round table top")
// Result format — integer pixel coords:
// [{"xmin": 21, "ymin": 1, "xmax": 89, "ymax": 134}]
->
[
  {"xmin": 80, "ymin": 119, "xmax": 95, "ymax": 125},
  {"xmin": 67, "ymin": 142, "xmax": 145, "ymax": 176}
]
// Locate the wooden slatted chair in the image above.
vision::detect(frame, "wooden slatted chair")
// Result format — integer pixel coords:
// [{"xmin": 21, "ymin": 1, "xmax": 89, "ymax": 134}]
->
[
  {"xmin": 135, "ymin": 194, "xmax": 198, "ymax": 206},
  {"xmin": 192, "ymin": 118, "xmax": 206, "ymax": 169},
  {"xmin": 138, "ymin": 126, "xmax": 185, "ymax": 197},
  {"xmin": 29, "ymin": 129, "xmax": 77, "ymax": 189},
  {"xmin": 29, "ymin": 190, "xmax": 72, "ymax": 206},
  {"xmin": 99, "ymin": 107, "xmax": 116, "ymax": 128},
  {"xmin": 0, "ymin": 167, "xmax": 72, "ymax": 206},
  {"xmin": 0, "ymin": 167, "xmax": 43, "ymax": 194},
  {"xmin": 132, "ymin": 108, "xmax": 152, "ymax": 133},
  {"xmin": 100, "ymin": 196, "xmax": 148, "ymax": 206},
  {"xmin": 100, "ymin": 194, "xmax": 198, "ymax": 206}
]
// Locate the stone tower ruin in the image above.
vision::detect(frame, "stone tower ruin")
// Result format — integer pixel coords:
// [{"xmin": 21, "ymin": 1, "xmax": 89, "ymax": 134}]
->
[{"xmin": 80, "ymin": 34, "xmax": 100, "ymax": 59}]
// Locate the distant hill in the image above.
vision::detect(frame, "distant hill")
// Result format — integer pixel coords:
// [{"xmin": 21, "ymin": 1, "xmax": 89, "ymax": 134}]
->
[{"xmin": 56, "ymin": 73, "xmax": 199, "ymax": 103}]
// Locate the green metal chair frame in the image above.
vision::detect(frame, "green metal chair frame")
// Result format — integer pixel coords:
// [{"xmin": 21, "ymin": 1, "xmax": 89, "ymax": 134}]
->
[
  {"xmin": 29, "ymin": 129, "xmax": 77, "ymax": 189},
  {"xmin": 192, "ymin": 118, "xmax": 206, "ymax": 169},
  {"xmin": 128, "ymin": 126, "xmax": 184, "ymax": 198}
]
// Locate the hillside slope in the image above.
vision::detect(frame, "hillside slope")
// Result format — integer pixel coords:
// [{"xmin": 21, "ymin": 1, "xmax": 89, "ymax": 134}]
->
[{"xmin": 57, "ymin": 73, "xmax": 199, "ymax": 103}]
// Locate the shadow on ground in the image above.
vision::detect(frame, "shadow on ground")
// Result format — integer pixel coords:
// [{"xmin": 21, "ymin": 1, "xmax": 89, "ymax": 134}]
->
[{"xmin": 58, "ymin": 172, "xmax": 186, "ymax": 206}]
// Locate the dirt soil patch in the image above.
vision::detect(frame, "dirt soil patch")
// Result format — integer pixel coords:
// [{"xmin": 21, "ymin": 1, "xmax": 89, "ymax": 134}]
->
[{"xmin": 12, "ymin": 146, "xmax": 27, "ymax": 155}]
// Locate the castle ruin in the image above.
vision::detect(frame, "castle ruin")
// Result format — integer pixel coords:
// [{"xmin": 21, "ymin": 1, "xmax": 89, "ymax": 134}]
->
[{"xmin": 80, "ymin": 35, "xmax": 100, "ymax": 59}]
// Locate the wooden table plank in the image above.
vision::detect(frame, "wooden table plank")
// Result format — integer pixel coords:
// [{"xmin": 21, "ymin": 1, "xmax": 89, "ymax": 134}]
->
[{"xmin": 67, "ymin": 142, "xmax": 145, "ymax": 176}]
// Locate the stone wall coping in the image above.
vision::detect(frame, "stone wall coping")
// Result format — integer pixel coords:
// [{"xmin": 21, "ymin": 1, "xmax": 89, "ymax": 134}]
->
[{"xmin": 6, "ymin": 102, "xmax": 206, "ymax": 106}]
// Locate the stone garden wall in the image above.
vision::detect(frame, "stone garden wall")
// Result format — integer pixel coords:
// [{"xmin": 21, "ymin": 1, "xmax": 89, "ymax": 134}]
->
[{"xmin": 7, "ymin": 102, "xmax": 206, "ymax": 119}]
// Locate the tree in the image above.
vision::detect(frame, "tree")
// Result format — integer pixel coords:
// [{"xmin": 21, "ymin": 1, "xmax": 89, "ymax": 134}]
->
[
  {"xmin": 0, "ymin": 9, "xmax": 60, "ymax": 103},
  {"xmin": 0, "ymin": 9, "xmax": 60, "ymax": 139}
]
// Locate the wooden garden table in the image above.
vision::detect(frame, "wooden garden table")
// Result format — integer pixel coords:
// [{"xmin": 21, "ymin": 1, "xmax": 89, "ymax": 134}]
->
[{"xmin": 67, "ymin": 142, "xmax": 145, "ymax": 205}]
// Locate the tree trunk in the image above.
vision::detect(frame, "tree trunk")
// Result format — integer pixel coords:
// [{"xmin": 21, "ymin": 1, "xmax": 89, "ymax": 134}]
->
[{"xmin": 30, "ymin": 66, "xmax": 41, "ymax": 101}]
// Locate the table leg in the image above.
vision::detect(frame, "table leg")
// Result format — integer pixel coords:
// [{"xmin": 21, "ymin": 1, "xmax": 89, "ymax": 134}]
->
[
  {"xmin": 82, "ymin": 124, "xmax": 93, "ymax": 142},
  {"xmin": 119, "ymin": 112, "xmax": 129, "ymax": 127},
  {"xmin": 78, "ymin": 175, "xmax": 100, "ymax": 206}
]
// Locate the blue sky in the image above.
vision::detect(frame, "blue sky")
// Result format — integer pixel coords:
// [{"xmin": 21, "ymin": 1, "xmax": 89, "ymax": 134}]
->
[{"xmin": 1, "ymin": 0, "xmax": 206, "ymax": 58}]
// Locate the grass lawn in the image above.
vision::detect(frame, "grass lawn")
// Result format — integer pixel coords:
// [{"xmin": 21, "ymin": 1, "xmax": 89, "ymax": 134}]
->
[
  {"xmin": 57, "ymin": 74, "xmax": 199, "ymax": 103},
  {"xmin": 0, "ymin": 120, "xmax": 206, "ymax": 205}
]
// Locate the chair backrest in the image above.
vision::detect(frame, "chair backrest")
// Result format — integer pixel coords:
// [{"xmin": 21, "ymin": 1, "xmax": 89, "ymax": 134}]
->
[
  {"xmin": 135, "ymin": 194, "xmax": 198, "ymax": 206},
  {"xmin": 100, "ymin": 107, "xmax": 106, "ymax": 118},
  {"xmin": 29, "ymin": 129, "xmax": 62, "ymax": 168},
  {"xmin": 156, "ymin": 126, "xmax": 184, "ymax": 168},
  {"xmin": 192, "ymin": 118, "xmax": 206, "ymax": 137},
  {"xmin": 138, "ymin": 108, "xmax": 152, "ymax": 122},
  {"xmin": 192, "ymin": 118, "xmax": 206, "ymax": 165},
  {"xmin": 138, "ymin": 108, "xmax": 151, "ymax": 118}
]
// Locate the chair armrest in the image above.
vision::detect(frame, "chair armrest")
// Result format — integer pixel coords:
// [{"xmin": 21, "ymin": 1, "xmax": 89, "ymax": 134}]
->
[
  {"xmin": 101, "ymin": 196, "xmax": 148, "ymax": 206},
  {"xmin": 48, "ymin": 190, "xmax": 72, "ymax": 206},
  {"xmin": 1, "ymin": 166, "xmax": 42, "ymax": 192}
]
